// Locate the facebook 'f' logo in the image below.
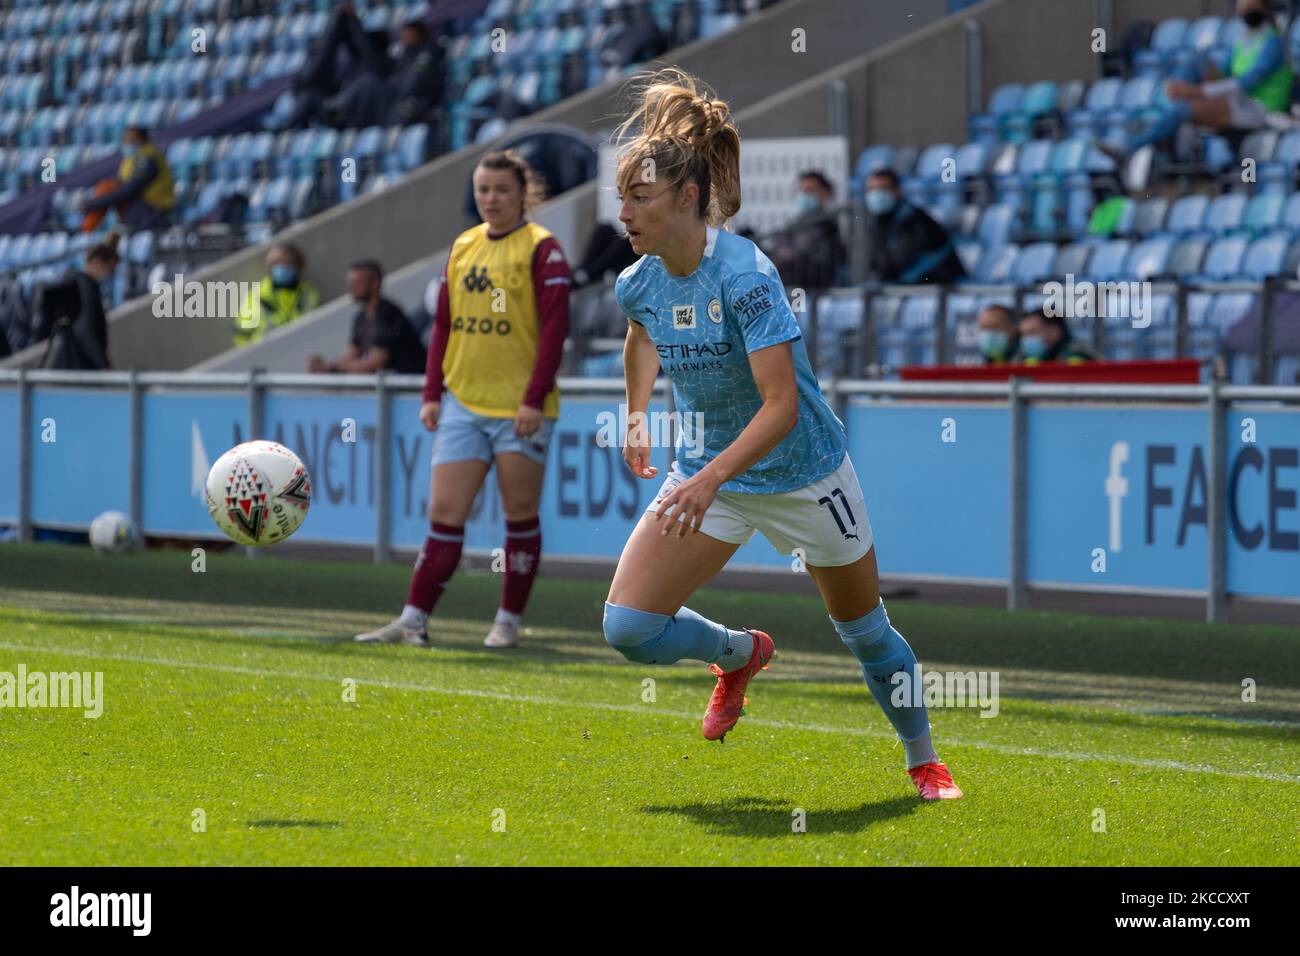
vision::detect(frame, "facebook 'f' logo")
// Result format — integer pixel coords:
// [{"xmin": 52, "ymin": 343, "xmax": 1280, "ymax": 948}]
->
[{"xmin": 1105, "ymin": 442, "xmax": 1130, "ymax": 552}]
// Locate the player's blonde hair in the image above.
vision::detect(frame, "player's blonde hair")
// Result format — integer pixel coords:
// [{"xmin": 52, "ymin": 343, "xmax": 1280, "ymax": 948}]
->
[{"xmin": 613, "ymin": 67, "xmax": 741, "ymax": 227}]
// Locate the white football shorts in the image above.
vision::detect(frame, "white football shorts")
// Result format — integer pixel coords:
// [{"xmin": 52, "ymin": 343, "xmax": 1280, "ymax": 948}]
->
[{"xmin": 644, "ymin": 452, "xmax": 872, "ymax": 567}]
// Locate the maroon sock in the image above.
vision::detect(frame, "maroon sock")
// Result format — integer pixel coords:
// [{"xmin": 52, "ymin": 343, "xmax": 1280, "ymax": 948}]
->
[
  {"xmin": 406, "ymin": 522, "xmax": 464, "ymax": 614},
  {"xmin": 500, "ymin": 516, "xmax": 542, "ymax": 615}
]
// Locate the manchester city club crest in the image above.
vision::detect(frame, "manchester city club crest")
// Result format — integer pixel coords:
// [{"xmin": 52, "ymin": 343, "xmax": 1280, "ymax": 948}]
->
[{"xmin": 708, "ymin": 298, "xmax": 722, "ymax": 323}]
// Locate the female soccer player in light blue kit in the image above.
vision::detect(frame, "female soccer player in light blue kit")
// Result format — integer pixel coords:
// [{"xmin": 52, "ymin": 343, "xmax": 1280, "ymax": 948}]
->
[{"xmin": 602, "ymin": 69, "xmax": 961, "ymax": 799}]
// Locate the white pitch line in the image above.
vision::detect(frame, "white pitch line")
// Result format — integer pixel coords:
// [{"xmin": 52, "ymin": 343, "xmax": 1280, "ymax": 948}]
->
[{"xmin": 2, "ymin": 640, "xmax": 1298, "ymax": 785}]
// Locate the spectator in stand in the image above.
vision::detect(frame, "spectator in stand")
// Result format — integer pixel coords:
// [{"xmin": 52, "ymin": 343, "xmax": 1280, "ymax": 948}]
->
[
  {"xmin": 765, "ymin": 170, "xmax": 846, "ymax": 290},
  {"xmin": 975, "ymin": 304, "xmax": 1021, "ymax": 364},
  {"xmin": 571, "ymin": 222, "xmax": 638, "ymax": 289},
  {"xmin": 285, "ymin": 3, "xmax": 444, "ymax": 130},
  {"xmin": 307, "ymin": 260, "xmax": 424, "ymax": 374},
  {"xmin": 1018, "ymin": 308, "xmax": 1102, "ymax": 365},
  {"xmin": 234, "ymin": 243, "xmax": 321, "ymax": 347},
  {"xmin": 31, "ymin": 233, "xmax": 121, "ymax": 370},
  {"xmin": 864, "ymin": 168, "xmax": 965, "ymax": 285},
  {"xmin": 1111, "ymin": 0, "xmax": 1293, "ymax": 157},
  {"xmin": 80, "ymin": 128, "xmax": 175, "ymax": 231}
]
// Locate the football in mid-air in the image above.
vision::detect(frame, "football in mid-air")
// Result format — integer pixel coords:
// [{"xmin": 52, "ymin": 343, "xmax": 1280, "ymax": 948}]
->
[
  {"xmin": 89, "ymin": 510, "xmax": 136, "ymax": 553},
  {"xmin": 205, "ymin": 440, "xmax": 312, "ymax": 547}
]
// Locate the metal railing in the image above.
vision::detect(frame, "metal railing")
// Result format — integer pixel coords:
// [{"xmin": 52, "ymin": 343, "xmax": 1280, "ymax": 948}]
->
[{"xmin": 3, "ymin": 368, "xmax": 1298, "ymax": 622}]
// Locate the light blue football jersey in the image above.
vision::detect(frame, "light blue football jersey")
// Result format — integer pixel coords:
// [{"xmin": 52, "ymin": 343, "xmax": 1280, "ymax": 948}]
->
[{"xmin": 615, "ymin": 226, "xmax": 847, "ymax": 494}]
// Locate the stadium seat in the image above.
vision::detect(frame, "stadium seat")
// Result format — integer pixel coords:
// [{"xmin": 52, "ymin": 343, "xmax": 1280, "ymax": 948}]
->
[
  {"xmin": 1165, "ymin": 194, "xmax": 1210, "ymax": 236},
  {"xmin": 976, "ymin": 204, "xmax": 1018, "ymax": 248},
  {"xmin": 1133, "ymin": 18, "xmax": 1189, "ymax": 75},
  {"xmin": 1125, "ymin": 236, "xmax": 1174, "ymax": 280},
  {"xmin": 1196, "ymin": 236, "xmax": 1249, "ymax": 281},
  {"xmin": 1054, "ymin": 241, "xmax": 1094, "ymax": 279},
  {"xmin": 1003, "ymin": 81, "xmax": 1057, "ymax": 144},
  {"xmin": 970, "ymin": 83, "xmax": 1023, "ymax": 143},
  {"xmin": 1243, "ymin": 192, "xmax": 1284, "ymax": 237},
  {"xmin": 1088, "ymin": 239, "xmax": 1131, "ymax": 281},
  {"xmin": 1204, "ymin": 193, "xmax": 1247, "ymax": 235},
  {"xmin": 975, "ymin": 243, "xmax": 1019, "ymax": 283},
  {"xmin": 1241, "ymin": 234, "xmax": 1287, "ymax": 280},
  {"xmin": 1011, "ymin": 242, "xmax": 1058, "ymax": 285}
]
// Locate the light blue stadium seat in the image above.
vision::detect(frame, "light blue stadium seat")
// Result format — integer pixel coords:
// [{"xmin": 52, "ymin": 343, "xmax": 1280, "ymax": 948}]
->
[
  {"xmin": 1260, "ymin": 130, "xmax": 1300, "ymax": 192},
  {"xmin": 1125, "ymin": 236, "xmax": 1174, "ymax": 280},
  {"xmin": 1067, "ymin": 77, "xmax": 1122, "ymax": 134},
  {"xmin": 1244, "ymin": 192, "xmax": 1284, "ymax": 236},
  {"xmin": 1003, "ymin": 81, "xmax": 1057, "ymax": 144},
  {"xmin": 1197, "ymin": 236, "xmax": 1249, "ymax": 281},
  {"xmin": 1242, "ymin": 235, "xmax": 1287, "ymax": 279},
  {"xmin": 397, "ymin": 123, "xmax": 429, "ymax": 171},
  {"xmin": 900, "ymin": 295, "xmax": 939, "ymax": 366},
  {"xmin": 969, "ymin": 83, "xmax": 1023, "ymax": 144},
  {"xmin": 975, "ymin": 243, "xmax": 1019, "ymax": 283},
  {"xmin": 1047, "ymin": 241, "xmax": 1088, "ymax": 279},
  {"xmin": 906, "ymin": 143, "xmax": 954, "ymax": 196},
  {"xmin": 1088, "ymin": 239, "xmax": 1131, "ymax": 281},
  {"xmin": 1011, "ymin": 241, "xmax": 1057, "ymax": 285},
  {"xmin": 1133, "ymin": 18, "xmax": 1189, "ymax": 75},
  {"xmin": 1187, "ymin": 15, "xmax": 1225, "ymax": 51},
  {"xmin": 288, "ymin": 176, "xmax": 315, "ymax": 220},
  {"xmin": 1166, "ymin": 236, "xmax": 1209, "ymax": 279},
  {"xmin": 1280, "ymin": 191, "xmax": 1300, "ymax": 234},
  {"xmin": 1204, "ymin": 192, "xmax": 1247, "ymax": 235},
  {"xmin": 1165, "ymin": 194, "xmax": 1210, "ymax": 235},
  {"xmin": 128, "ymin": 230, "xmax": 154, "ymax": 265},
  {"xmin": 1114, "ymin": 75, "xmax": 1161, "ymax": 123}
]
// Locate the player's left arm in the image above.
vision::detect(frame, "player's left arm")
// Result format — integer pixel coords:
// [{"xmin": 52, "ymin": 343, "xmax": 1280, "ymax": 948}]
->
[{"xmin": 517, "ymin": 236, "xmax": 572, "ymax": 435}]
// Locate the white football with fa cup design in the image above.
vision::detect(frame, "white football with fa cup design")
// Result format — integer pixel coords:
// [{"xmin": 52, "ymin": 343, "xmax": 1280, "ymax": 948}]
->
[{"xmin": 205, "ymin": 440, "xmax": 312, "ymax": 546}]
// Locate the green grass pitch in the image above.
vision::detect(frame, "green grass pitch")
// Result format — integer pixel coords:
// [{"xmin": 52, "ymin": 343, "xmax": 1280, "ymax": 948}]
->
[{"xmin": 1, "ymin": 542, "xmax": 1296, "ymax": 866}]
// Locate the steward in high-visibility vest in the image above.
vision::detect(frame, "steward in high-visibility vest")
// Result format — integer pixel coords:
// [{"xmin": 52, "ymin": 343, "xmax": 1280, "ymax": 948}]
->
[
  {"xmin": 234, "ymin": 244, "xmax": 320, "ymax": 347},
  {"xmin": 82, "ymin": 127, "xmax": 175, "ymax": 231}
]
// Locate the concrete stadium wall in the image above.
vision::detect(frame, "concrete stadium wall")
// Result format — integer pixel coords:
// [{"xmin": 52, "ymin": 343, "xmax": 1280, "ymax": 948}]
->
[
  {"xmin": 2, "ymin": 0, "xmax": 950, "ymax": 373},
  {"xmin": 191, "ymin": 183, "xmax": 598, "ymax": 374}
]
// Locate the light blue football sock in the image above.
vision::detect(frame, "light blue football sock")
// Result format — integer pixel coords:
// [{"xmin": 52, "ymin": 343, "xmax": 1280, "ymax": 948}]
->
[
  {"xmin": 603, "ymin": 602, "xmax": 750, "ymax": 667},
  {"xmin": 833, "ymin": 599, "xmax": 936, "ymax": 765}
]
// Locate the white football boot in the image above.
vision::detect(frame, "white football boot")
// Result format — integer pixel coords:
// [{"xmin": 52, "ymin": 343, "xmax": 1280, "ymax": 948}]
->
[
  {"xmin": 483, "ymin": 620, "xmax": 519, "ymax": 648},
  {"xmin": 354, "ymin": 619, "xmax": 430, "ymax": 647}
]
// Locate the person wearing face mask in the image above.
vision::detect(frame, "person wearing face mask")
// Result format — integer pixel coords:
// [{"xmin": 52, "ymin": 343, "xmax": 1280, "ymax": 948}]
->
[
  {"xmin": 1017, "ymin": 308, "xmax": 1102, "ymax": 365},
  {"xmin": 766, "ymin": 171, "xmax": 847, "ymax": 291},
  {"xmin": 1110, "ymin": 0, "xmax": 1292, "ymax": 157},
  {"xmin": 80, "ymin": 127, "xmax": 175, "ymax": 232},
  {"xmin": 864, "ymin": 168, "xmax": 965, "ymax": 286},
  {"xmin": 233, "ymin": 243, "xmax": 321, "ymax": 347},
  {"xmin": 975, "ymin": 304, "xmax": 1020, "ymax": 364}
]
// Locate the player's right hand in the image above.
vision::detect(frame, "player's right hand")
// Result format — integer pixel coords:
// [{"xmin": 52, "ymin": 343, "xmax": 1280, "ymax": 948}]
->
[
  {"xmin": 623, "ymin": 443, "xmax": 658, "ymax": 479},
  {"xmin": 419, "ymin": 401, "xmax": 440, "ymax": 432}
]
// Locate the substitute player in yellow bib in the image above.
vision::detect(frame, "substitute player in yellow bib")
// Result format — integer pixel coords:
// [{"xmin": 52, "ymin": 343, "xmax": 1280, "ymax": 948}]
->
[{"xmin": 356, "ymin": 151, "xmax": 571, "ymax": 648}]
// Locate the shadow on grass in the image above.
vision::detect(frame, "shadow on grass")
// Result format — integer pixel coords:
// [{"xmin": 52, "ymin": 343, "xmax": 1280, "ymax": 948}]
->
[{"xmin": 640, "ymin": 794, "xmax": 918, "ymax": 838}]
